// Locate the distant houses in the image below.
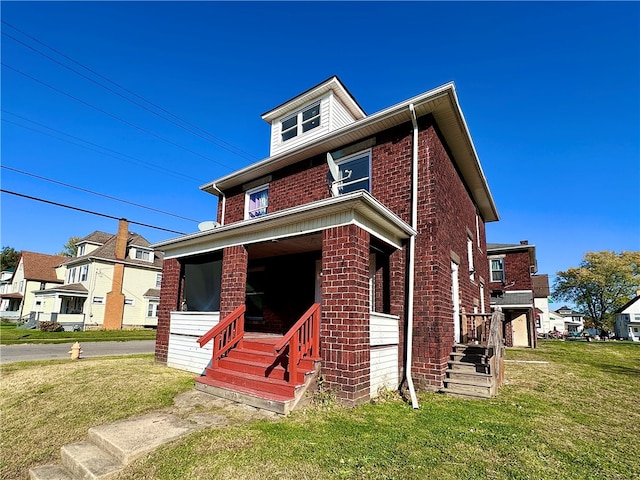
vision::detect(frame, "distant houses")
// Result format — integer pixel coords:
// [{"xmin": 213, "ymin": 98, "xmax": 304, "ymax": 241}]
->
[{"xmin": 0, "ymin": 219, "xmax": 162, "ymax": 330}]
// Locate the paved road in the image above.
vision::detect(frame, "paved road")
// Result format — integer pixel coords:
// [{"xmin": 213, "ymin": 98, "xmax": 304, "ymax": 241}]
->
[{"xmin": 0, "ymin": 340, "xmax": 156, "ymax": 364}]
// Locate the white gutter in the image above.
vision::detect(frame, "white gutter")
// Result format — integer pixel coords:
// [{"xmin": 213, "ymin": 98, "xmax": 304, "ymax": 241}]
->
[
  {"xmin": 210, "ymin": 184, "xmax": 226, "ymax": 226},
  {"xmin": 406, "ymin": 104, "xmax": 419, "ymax": 409}
]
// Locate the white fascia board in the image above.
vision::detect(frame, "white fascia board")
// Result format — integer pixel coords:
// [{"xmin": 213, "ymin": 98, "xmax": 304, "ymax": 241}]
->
[
  {"xmin": 202, "ymin": 82, "xmax": 499, "ymax": 222},
  {"xmin": 152, "ymin": 191, "xmax": 415, "ymax": 259}
]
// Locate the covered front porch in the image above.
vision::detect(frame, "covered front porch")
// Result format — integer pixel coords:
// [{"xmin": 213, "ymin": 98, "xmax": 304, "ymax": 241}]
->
[
  {"xmin": 154, "ymin": 191, "xmax": 415, "ymax": 408},
  {"xmin": 32, "ymin": 284, "xmax": 88, "ymax": 331}
]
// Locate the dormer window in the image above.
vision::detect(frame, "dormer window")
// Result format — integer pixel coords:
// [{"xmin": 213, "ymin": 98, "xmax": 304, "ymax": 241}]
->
[
  {"xmin": 77, "ymin": 244, "xmax": 85, "ymax": 257},
  {"xmin": 281, "ymin": 103, "xmax": 321, "ymax": 142},
  {"xmin": 135, "ymin": 248, "xmax": 151, "ymax": 261}
]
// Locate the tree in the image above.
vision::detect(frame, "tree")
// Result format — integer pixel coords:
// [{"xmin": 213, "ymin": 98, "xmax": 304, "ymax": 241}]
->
[
  {"xmin": 0, "ymin": 246, "xmax": 20, "ymax": 271},
  {"xmin": 58, "ymin": 236, "xmax": 82, "ymax": 257},
  {"xmin": 553, "ymin": 251, "xmax": 640, "ymax": 332}
]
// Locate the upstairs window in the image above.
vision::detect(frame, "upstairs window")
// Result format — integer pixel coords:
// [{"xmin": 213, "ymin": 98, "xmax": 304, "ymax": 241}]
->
[
  {"xmin": 246, "ymin": 185, "xmax": 269, "ymax": 219},
  {"xmin": 281, "ymin": 103, "xmax": 321, "ymax": 142},
  {"xmin": 490, "ymin": 258, "xmax": 504, "ymax": 282},
  {"xmin": 336, "ymin": 150, "xmax": 370, "ymax": 194},
  {"xmin": 467, "ymin": 237, "xmax": 475, "ymax": 282},
  {"xmin": 77, "ymin": 244, "xmax": 85, "ymax": 256},
  {"xmin": 156, "ymin": 273, "xmax": 162, "ymax": 289},
  {"xmin": 135, "ymin": 249, "xmax": 151, "ymax": 261},
  {"xmin": 80, "ymin": 265, "xmax": 88, "ymax": 282}
]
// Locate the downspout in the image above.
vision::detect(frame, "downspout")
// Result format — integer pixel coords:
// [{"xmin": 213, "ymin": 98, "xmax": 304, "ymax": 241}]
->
[
  {"xmin": 210, "ymin": 184, "xmax": 226, "ymax": 226},
  {"xmin": 406, "ymin": 104, "xmax": 420, "ymax": 409}
]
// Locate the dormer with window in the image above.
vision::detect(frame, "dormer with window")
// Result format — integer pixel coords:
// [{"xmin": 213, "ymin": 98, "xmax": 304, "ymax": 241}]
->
[
  {"xmin": 262, "ymin": 76, "xmax": 366, "ymax": 157},
  {"xmin": 131, "ymin": 246, "xmax": 153, "ymax": 263}
]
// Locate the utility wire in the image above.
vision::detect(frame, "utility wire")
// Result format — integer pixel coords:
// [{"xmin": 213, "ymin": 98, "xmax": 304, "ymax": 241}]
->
[
  {"xmin": 2, "ymin": 62, "xmax": 234, "ymax": 171},
  {"xmin": 1, "ymin": 165, "xmax": 200, "ymax": 223},
  {"xmin": 2, "ymin": 28, "xmax": 258, "ymax": 162},
  {"xmin": 1, "ymin": 189, "xmax": 187, "ymax": 235},
  {"xmin": 2, "ymin": 111, "xmax": 206, "ymax": 183}
]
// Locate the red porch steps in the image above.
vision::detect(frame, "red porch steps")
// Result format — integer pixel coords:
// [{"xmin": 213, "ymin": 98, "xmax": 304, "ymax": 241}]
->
[{"xmin": 194, "ymin": 335, "xmax": 318, "ymax": 414}]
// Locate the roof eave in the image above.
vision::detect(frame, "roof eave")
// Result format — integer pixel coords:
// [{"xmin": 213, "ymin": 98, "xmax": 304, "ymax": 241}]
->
[{"xmin": 202, "ymin": 82, "xmax": 498, "ymax": 222}]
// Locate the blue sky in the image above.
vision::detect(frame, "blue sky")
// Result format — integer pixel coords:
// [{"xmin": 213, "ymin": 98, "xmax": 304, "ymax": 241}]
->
[{"xmin": 2, "ymin": 2, "xmax": 638, "ymax": 304}]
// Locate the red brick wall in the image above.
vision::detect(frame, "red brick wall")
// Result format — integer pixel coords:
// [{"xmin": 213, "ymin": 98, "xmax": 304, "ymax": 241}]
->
[
  {"xmin": 321, "ymin": 224, "xmax": 371, "ymax": 406},
  {"xmin": 488, "ymin": 250, "xmax": 533, "ymax": 292},
  {"xmin": 220, "ymin": 245, "xmax": 248, "ymax": 318},
  {"xmin": 155, "ymin": 258, "xmax": 181, "ymax": 363}
]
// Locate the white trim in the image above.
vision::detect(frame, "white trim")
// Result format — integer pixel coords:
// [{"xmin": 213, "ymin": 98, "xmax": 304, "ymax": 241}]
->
[{"xmin": 153, "ymin": 191, "xmax": 415, "ymax": 259}]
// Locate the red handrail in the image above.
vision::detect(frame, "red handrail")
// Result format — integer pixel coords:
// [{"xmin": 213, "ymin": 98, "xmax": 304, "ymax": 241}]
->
[
  {"xmin": 197, "ymin": 304, "xmax": 245, "ymax": 368},
  {"xmin": 274, "ymin": 303, "xmax": 320, "ymax": 384}
]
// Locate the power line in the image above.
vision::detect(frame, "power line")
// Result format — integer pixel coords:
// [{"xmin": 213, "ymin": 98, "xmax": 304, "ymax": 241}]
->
[
  {"xmin": 2, "ymin": 112, "xmax": 206, "ymax": 184},
  {"xmin": 1, "ymin": 189, "xmax": 187, "ymax": 235},
  {"xmin": 2, "ymin": 27, "xmax": 258, "ymax": 162},
  {"xmin": 2, "ymin": 62, "xmax": 235, "ymax": 171},
  {"xmin": 1, "ymin": 165, "xmax": 200, "ymax": 223}
]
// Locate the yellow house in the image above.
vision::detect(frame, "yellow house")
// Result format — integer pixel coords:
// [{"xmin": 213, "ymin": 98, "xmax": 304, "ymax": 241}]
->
[
  {"xmin": 0, "ymin": 251, "xmax": 66, "ymax": 321},
  {"xmin": 33, "ymin": 219, "xmax": 163, "ymax": 330}
]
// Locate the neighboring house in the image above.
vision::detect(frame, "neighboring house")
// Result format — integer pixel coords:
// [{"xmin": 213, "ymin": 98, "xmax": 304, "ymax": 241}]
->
[
  {"xmin": 0, "ymin": 252, "xmax": 66, "ymax": 321},
  {"xmin": 32, "ymin": 219, "xmax": 163, "ymax": 330},
  {"xmin": 614, "ymin": 295, "xmax": 640, "ymax": 341},
  {"xmin": 554, "ymin": 306, "xmax": 585, "ymax": 335},
  {"xmin": 153, "ymin": 77, "xmax": 500, "ymax": 407},
  {"xmin": 487, "ymin": 241, "xmax": 537, "ymax": 348},
  {"xmin": 532, "ymin": 274, "xmax": 552, "ymax": 334},
  {"xmin": 546, "ymin": 309, "xmax": 567, "ymax": 335}
]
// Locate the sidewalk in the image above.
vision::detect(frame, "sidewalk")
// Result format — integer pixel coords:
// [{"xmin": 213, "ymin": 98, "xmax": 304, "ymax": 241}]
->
[{"xmin": 29, "ymin": 389, "xmax": 280, "ymax": 479}]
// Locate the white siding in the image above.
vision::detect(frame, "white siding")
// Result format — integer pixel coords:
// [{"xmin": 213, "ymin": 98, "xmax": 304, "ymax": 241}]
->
[
  {"xmin": 369, "ymin": 312, "xmax": 399, "ymax": 398},
  {"xmin": 270, "ymin": 95, "xmax": 331, "ymax": 156},
  {"xmin": 329, "ymin": 94, "xmax": 357, "ymax": 131},
  {"xmin": 370, "ymin": 346, "xmax": 399, "ymax": 398},
  {"xmin": 167, "ymin": 312, "xmax": 220, "ymax": 375}
]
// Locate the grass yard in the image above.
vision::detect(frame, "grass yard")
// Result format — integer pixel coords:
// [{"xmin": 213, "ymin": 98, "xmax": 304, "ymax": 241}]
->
[
  {"xmin": 0, "ymin": 322, "xmax": 157, "ymax": 344},
  {"xmin": 0, "ymin": 356, "xmax": 194, "ymax": 479},
  {"xmin": 2, "ymin": 341, "xmax": 638, "ymax": 479}
]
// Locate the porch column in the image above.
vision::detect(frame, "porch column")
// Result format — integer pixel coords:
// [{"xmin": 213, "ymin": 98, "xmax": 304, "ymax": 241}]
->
[
  {"xmin": 321, "ymin": 224, "xmax": 370, "ymax": 407},
  {"xmin": 220, "ymin": 245, "xmax": 248, "ymax": 318},
  {"xmin": 155, "ymin": 258, "xmax": 182, "ymax": 364}
]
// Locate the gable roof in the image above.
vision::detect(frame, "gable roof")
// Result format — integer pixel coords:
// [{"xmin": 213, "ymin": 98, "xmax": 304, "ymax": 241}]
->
[
  {"xmin": 202, "ymin": 81, "xmax": 499, "ymax": 223},
  {"xmin": 65, "ymin": 231, "xmax": 163, "ymax": 269},
  {"xmin": 615, "ymin": 295, "xmax": 640, "ymax": 314},
  {"xmin": 19, "ymin": 251, "xmax": 66, "ymax": 283},
  {"xmin": 78, "ymin": 231, "xmax": 113, "ymax": 245}
]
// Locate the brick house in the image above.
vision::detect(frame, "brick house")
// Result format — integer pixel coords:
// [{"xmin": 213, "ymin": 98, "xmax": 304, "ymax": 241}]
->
[
  {"xmin": 153, "ymin": 77, "xmax": 499, "ymax": 409},
  {"xmin": 487, "ymin": 241, "xmax": 538, "ymax": 348}
]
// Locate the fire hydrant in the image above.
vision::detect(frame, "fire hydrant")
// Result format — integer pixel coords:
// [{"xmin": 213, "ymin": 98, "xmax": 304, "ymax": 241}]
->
[{"xmin": 68, "ymin": 342, "xmax": 83, "ymax": 360}]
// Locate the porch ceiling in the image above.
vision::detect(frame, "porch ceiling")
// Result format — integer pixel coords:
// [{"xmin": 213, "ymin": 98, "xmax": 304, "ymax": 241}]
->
[{"xmin": 153, "ymin": 191, "xmax": 415, "ymax": 260}]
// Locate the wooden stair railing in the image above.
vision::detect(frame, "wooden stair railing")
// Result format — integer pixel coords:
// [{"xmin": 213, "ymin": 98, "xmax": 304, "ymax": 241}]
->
[
  {"xmin": 197, "ymin": 305, "xmax": 246, "ymax": 369},
  {"xmin": 274, "ymin": 303, "xmax": 320, "ymax": 384}
]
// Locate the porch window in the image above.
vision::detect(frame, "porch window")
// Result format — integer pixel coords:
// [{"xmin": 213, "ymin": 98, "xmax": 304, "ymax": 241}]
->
[
  {"xmin": 147, "ymin": 300, "xmax": 159, "ymax": 317},
  {"xmin": 490, "ymin": 258, "xmax": 504, "ymax": 282},
  {"xmin": 245, "ymin": 184, "xmax": 269, "ymax": 219},
  {"xmin": 246, "ymin": 267, "xmax": 265, "ymax": 322},
  {"xmin": 336, "ymin": 150, "xmax": 370, "ymax": 194},
  {"xmin": 183, "ymin": 253, "xmax": 222, "ymax": 312}
]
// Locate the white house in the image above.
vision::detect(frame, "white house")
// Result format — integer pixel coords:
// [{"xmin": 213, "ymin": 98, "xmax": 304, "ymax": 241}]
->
[{"xmin": 614, "ymin": 296, "xmax": 640, "ymax": 341}]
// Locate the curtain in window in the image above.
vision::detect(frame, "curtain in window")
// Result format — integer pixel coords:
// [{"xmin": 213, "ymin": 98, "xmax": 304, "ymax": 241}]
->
[{"xmin": 249, "ymin": 189, "xmax": 268, "ymax": 218}]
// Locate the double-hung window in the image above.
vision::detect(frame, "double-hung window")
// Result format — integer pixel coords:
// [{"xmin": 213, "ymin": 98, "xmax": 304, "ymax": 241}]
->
[
  {"xmin": 336, "ymin": 150, "xmax": 371, "ymax": 194},
  {"xmin": 490, "ymin": 258, "xmax": 504, "ymax": 282},
  {"xmin": 281, "ymin": 103, "xmax": 321, "ymax": 142},
  {"xmin": 147, "ymin": 300, "xmax": 159, "ymax": 318},
  {"xmin": 135, "ymin": 249, "xmax": 150, "ymax": 261},
  {"xmin": 80, "ymin": 265, "xmax": 88, "ymax": 282},
  {"xmin": 246, "ymin": 184, "xmax": 269, "ymax": 219}
]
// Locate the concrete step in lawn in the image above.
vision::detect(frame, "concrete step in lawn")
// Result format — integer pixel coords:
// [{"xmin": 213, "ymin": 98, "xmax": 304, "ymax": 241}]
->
[{"xmin": 30, "ymin": 413, "xmax": 201, "ymax": 480}]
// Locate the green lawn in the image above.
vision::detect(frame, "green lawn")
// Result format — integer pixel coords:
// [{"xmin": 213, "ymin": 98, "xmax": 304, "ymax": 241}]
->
[
  {"xmin": 2, "ymin": 341, "xmax": 638, "ymax": 480},
  {"xmin": 0, "ymin": 322, "xmax": 156, "ymax": 344}
]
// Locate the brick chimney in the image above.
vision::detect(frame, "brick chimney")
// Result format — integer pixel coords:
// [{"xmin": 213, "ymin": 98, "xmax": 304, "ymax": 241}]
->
[{"xmin": 114, "ymin": 218, "xmax": 129, "ymax": 260}]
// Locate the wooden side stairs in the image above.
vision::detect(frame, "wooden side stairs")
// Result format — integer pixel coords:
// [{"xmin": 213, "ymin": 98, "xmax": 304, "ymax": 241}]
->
[
  {"xmin": 195, "ymin": 303, "xmax": 321, "ymax": 415},
  {"xmin": 443, "ymin": 344, "xmax": 499, "ymax": 399}
]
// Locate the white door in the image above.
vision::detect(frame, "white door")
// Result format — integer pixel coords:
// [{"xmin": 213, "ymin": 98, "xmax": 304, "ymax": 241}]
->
[{"xmin": 451, "ymin": 261, "xmax": 461, "ymax": 343}]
